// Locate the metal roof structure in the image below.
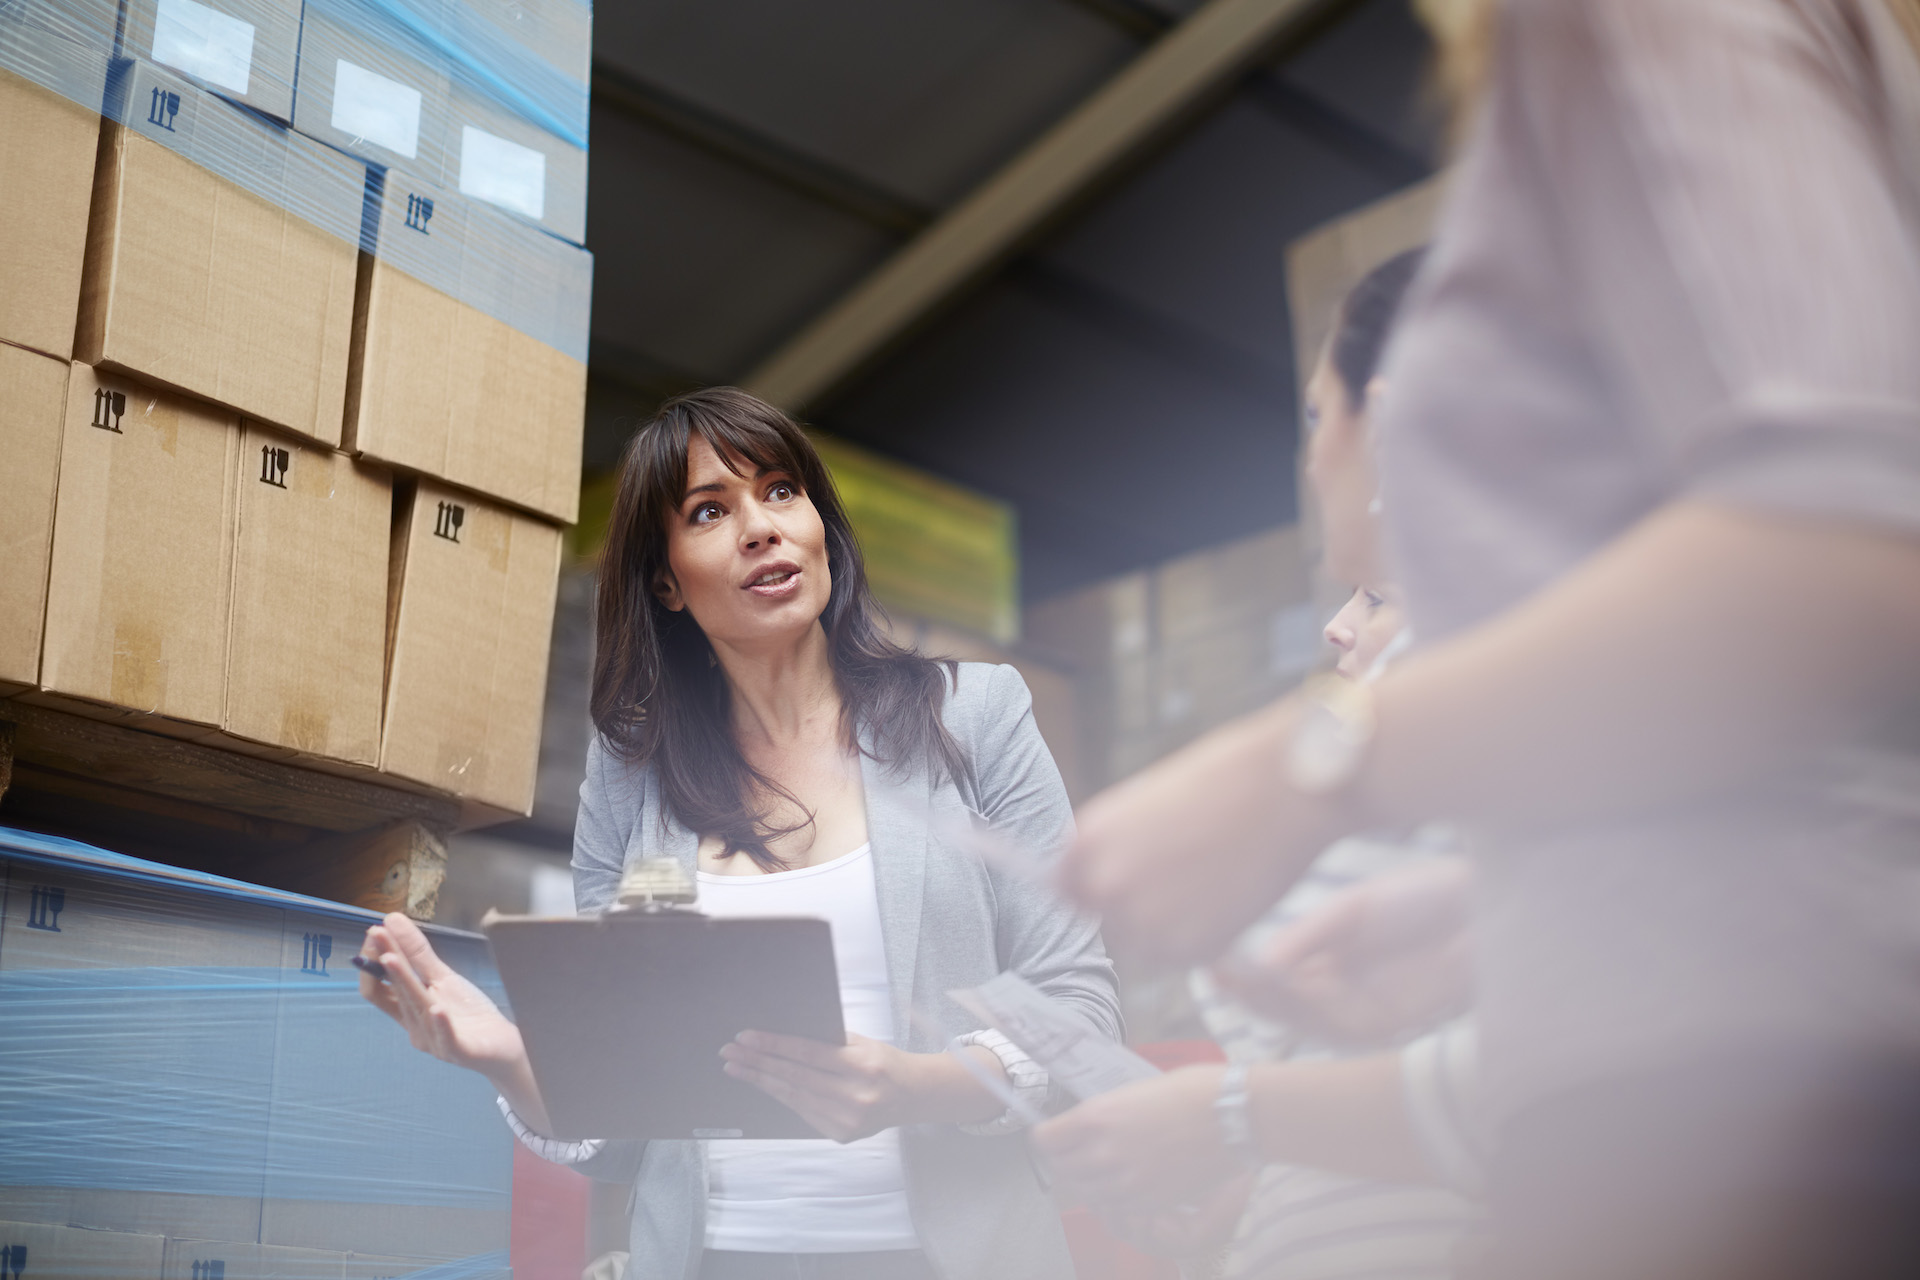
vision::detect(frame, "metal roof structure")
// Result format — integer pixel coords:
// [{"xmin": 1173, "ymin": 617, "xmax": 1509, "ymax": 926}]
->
[{"xmin": 582, "ymin": 0, "xmax": 1438, "ymax": 598}]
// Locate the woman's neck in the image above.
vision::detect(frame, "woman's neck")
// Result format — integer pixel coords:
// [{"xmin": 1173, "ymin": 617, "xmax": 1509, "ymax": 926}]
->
[{"xmin": 713, "ymin": 622, "xmax": 844, "ymax": 752}]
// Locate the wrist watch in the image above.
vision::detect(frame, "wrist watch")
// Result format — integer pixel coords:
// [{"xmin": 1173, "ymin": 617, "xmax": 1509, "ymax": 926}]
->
[
  {"xmin": 1285, "ymin": 672, "xmax": 1378, "ymax": 796},
  {"xmin": 1213, "ymin": 1063, "xmax": 1265, "ymax": 1170}
]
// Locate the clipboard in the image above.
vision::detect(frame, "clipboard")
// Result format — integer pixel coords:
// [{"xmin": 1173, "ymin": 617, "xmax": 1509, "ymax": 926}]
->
[{"xmin": 483, "ymin": 909, "xmax": 845, "ymax": 1140}]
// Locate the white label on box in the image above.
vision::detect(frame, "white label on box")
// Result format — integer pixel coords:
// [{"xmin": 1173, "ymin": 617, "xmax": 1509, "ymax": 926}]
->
[
  {"xmin": 460, "ymin": 125, "xmax": 547, "ymax": 221},
  {"xmin": 332, "ymin": 59, "xmax": 423, "ymax": 159},
  {"xmin": 151, "ymin": 0, "xmax": 255, "ymax": 94}
]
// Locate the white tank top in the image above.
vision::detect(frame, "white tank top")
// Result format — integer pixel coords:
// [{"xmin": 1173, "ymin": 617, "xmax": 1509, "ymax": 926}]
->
[{"xmin": 695, "ymin": 844, "xmax": 919, "ymax": 1253}]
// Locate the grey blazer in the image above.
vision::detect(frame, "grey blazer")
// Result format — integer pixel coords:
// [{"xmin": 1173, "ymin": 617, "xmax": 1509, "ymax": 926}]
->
[{"xmin": 565, "ymin": 662, "xmax": 1121, "ymax": 1280}]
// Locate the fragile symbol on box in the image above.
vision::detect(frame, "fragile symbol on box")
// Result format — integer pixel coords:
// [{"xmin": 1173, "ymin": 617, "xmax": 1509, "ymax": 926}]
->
[
  {"xmin": 147, "ymin": 85, "xmax": 181, "ymax": 132},
  {"xmin": 192, "ymin": 1260, "xmax": 226, "ymax": 1280},
  {"xmin": 405, "ymin": 192, "xmax": 435, "ymax": 234},
  {"xmin": 27, "ymin": 885, "xmax": 65, "ymax": 933},
  {"xmin": 259, "ymin": 443, "xmax": 290, "ymax": 488},
  {"xmin": 434, "ymin": 500, "xmax": 465, "ymax": 543},
  {"xmin": 301, "ymin": 932, "xmax": 333, "ymax": 974},
  {"xmin": 1, "ymin": 1244, "xmax": 24, "ymax": 1280},
  {"xmin": 90, "ymin": 388, "xmax": 126, "ymax": 433}
]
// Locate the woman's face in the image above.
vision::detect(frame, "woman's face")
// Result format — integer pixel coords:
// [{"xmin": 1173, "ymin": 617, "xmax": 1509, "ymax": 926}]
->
[
  {"xmin": 654, "ymin": 435, "xmax": 834, "ymax": 653},
  {"xmin": 1303, "ymin": 352, "xmax": 1384, "ymax": 589},
  {"xmin": 1323, "ymin": 585, "xmax": 1405, "ymax": 681}
]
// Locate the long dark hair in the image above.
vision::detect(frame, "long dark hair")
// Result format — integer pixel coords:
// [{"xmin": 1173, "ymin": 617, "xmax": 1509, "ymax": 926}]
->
[
  {"xmin": 1328, "ymin": 246, "xmax": 1429, "ymax": 407},
  {"xmin": 591, "ymin": 387, "xmax": 963, "ymax": 871}
]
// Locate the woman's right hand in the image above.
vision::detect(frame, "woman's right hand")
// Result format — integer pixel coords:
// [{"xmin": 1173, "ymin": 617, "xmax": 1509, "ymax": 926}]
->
[{"xmin": 359, "ymin": 913, "xmax": 550, "ymax": 1129}]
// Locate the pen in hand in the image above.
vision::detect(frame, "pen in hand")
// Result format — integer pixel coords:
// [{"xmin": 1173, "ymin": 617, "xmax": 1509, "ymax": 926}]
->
[{"xmin": 352, "ymin": 954, "xmax": 389, "ymax": 982}]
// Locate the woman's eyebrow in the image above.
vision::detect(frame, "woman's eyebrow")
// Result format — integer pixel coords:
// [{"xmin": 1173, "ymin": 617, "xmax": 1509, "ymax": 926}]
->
[{"xmin": 682, "ymin": 464, "xmax": 785, "ymax": 504}]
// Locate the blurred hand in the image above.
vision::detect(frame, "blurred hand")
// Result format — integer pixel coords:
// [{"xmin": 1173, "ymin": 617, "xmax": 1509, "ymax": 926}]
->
[
  {"xmin": 1214, "ymin": 856, "xmax": 1474, "ymax": 1047},
  {"xmin": 359, "ymin": 913, "xmax": 530, "ymax": 1081},
  {"xmin": 1032, "ymin": 1065, "xmax": 1243, "ymax": 1215},
  {"xmin": 1058, "ymin": 700, "xmax": 1348, "ymax": 965},
  {"xmin": 721, "ymin": 1031, "xmax": 969, "ymax": 1142}
]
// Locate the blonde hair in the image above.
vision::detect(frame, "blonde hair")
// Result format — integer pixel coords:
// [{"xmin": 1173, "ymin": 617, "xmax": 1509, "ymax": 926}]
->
[{"xmin": 1415, "ymin": 0, "xmax": 1920, "ymax": 138}]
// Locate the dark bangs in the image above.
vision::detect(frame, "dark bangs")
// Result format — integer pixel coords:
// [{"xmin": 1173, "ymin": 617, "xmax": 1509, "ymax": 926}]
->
[{"xmin": 591, "ymin": 387, "xmax": 964, "ymax": 871}]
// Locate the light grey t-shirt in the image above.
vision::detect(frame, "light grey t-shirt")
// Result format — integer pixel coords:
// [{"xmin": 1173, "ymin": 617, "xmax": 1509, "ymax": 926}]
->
[{"xmin": 1378, "ymin": 0, "xmax": 1920, "ymax": 1127}]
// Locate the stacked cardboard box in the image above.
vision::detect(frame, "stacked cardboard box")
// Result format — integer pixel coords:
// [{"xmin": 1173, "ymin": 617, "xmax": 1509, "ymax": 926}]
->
[
  {"xmin": 291, "ymin": 0, "xmax": 589, "ymax": 246},
  {"xmin": 0, "ymin": 6, "xmax": 592, "ymax": 1271},
  {"xmin": 0, "ymin": 2, "xmax": 592, "ymax": 820},
  {"xmin": 0, "ymin": 831, "xmax": 513, "ymax": 1275}
]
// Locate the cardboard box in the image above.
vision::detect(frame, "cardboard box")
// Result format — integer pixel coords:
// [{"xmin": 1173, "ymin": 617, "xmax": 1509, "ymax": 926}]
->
[
  {"xmin": 0, "ymin": 0, "xmax": 119, "ymax": 55},
  {"xmin": 0, "ymin": 34, "xmax": 109, "ymax": 360},
  {"xmin": 37, "ymin": 364, "xmax": 240, "ymax": 730},
  {"xmin": 225, "ymin": 428, "xmax": 389, "ymax": 763},
  {"xmin": 461, "ymin": 0, "xmax": 591, "ymax": 86},
  {"xmin": 291, "ymin": 0, "xmax": 451, "ymax": 178},
  {"xmin": 0, "ymin": 849, "xmax": 514, "ymax": 1263},
  {"xmin": 0, "ymin": 345, "xmax": 70, "ymax": 694},
  {"xmin": 163, "ymin": 1238, "xmax": 348, "ymax": 1280},
  {"xmin": 122, "ymin": 0, "xmax": 304, "ymax": 122},
  {"xmin": 0, "ymin": 862, "xmax": 285, "ymax": 1241},
  {"xmin": 0, "ymin": 1220, "xmax": 167, "ymax": 1279},
  {"xmin": 260, "ymin": 916, "xmax": 511, "ymax": 1259},
  {"xmin": 443, "ymin": 83, "xmax": 586, "ymax": 245},
  {"xmin": 345, "ymin": 173, "xmax": 588, "ymax": 523},
  {"xmin": 78, "ymin": 59, "xmax": 363, "ymax": 446},
  {"xmin": 380, "ymin": 480, "xmax": 562, "ymax": 817},
  {"xmin": 56, "ymin": 1187, "xmax": 266, "ymax": 1245}
]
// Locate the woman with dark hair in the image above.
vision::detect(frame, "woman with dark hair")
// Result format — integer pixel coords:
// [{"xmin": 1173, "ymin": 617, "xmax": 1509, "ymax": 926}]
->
[
  {"xmin": 1033, "ymin": 249, "xmax": 1479, "ymax": 1280},
  {"xmin": 1063, "ymin": 1, "xmax": 1920, "ymax": 1277},
  {"xmin": 358, "ymin": 387, "xmax": 1120, "ymax": 1280}
]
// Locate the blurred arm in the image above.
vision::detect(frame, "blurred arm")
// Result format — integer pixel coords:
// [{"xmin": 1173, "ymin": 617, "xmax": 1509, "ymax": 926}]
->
[{"xmin": 1364, "ymin": 503, "xmax": 1920, "ymax": 836}]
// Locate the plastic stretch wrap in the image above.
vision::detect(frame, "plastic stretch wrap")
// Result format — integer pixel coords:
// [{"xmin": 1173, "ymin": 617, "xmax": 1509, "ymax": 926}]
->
[
  {"xmin": 0, "ymin": 827, "xmax": 514, "ymax": 1279},
  {"xmin": 0, "ymin": 0, "xmax": 591, "ymax": 361}
]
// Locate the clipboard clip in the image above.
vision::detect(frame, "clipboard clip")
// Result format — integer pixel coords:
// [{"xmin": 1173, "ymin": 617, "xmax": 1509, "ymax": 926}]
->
[{"xmin": 608, "ymin": 857, "xmax": 701, "ymax": 915}]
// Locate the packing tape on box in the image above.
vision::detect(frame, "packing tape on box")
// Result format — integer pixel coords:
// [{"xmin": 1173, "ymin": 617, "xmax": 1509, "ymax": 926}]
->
[
  {"xmin": 0, "ymin": 828, "xmax": 514, "ymax": 1221},
  {"xmin": 312, "ymin": 0, "xmax": 588, "ymax": 149},
  {"xmin": 0, "ymin": 0, "xmax": 592, "ymax": 358}
]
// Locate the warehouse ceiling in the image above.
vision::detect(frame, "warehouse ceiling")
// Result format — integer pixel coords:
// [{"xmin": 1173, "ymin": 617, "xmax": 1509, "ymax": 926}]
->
[{"xmin": 582, "ymin": 0, "xmax": 1438, "ymax": 599}]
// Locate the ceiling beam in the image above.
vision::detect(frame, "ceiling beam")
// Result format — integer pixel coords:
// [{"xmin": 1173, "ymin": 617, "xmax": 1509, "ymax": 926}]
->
[
  {"xmin": 1056, "ymin": 0, "xmax": 1178, "ymax": 41},
  {"xmin": 1062, "ymin": 0, "xmax": 1430, "ymax": 187},
  {"xmin": 591, "ymin": 58, "xmax": 934, "ymax": 237},
  {"xmin": 743, "ymin": 0, "xmax": 1351, "ymax": 412}
]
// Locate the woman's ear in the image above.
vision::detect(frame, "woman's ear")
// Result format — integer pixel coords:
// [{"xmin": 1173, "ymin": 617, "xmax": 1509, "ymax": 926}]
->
[{"xmin": 652, "ymin": 568, "xmax": 685, "ymax": 613}]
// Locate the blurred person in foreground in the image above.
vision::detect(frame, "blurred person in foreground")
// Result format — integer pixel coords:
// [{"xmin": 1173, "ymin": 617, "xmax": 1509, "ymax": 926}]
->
[
  {"xmin": 1059, "ymin": 1, "xmax": 1920, "ymax": 1277},
  {"xmin": 1037, "ymin": 251, "xmax": 1481, "ymax": 1280},
  {"xmin": 357, "ymin": 388, "xmax": 1119, "ymax": 1280}
]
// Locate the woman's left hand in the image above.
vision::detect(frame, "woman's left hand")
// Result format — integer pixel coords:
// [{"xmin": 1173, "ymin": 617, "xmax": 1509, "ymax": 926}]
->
[
  {"xmin": 1032, "ymin": 1064, "xmax": 1244, "ymax": 1214},
  {"xmin": 721, "ymin": 1031, "xmax": 954, "ymax": 1142}
]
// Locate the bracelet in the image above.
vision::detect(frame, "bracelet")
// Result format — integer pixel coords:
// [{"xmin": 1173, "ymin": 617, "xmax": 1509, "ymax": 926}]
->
[{"xmin": 1213, "ymin": 1063, "xmax": 1265, "ymax": 1170}]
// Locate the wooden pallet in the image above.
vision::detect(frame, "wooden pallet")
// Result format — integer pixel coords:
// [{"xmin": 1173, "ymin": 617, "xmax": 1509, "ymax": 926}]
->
[{"xmin": 0, "ymin": 700, "xmax": 459, "ymax": 919}]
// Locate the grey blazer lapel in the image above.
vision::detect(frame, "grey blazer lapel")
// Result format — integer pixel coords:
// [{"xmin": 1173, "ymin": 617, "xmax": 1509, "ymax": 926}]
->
[
  {"xmin": 861, "ymin": 735, "xmax": 931, "ymax": 1050},
  {"xmin": 628, "ymin": 771, "xmax": 701, "ymax": 876}
]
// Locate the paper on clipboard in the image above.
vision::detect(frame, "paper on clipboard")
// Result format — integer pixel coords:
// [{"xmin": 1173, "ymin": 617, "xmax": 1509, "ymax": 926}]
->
[{"xmin": 951, "ymin": 971, "xmax": 1159, "ymax": 1101}]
